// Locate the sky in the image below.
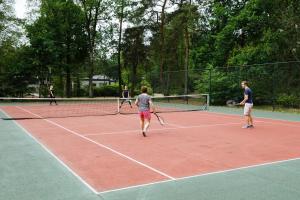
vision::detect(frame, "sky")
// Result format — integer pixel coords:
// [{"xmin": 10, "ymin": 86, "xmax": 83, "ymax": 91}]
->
[
  {"xmin": 14, "ymin": 0, "xmax": 27, "ymax": 19},
  {"xmin": 13, "ymin": 0, "xmax": 177, "ymax": 20}
]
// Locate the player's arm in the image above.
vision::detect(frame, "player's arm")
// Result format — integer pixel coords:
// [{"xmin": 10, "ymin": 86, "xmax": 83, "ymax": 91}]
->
[
  {"xmin": 240, "ymin": 94, "xmax": 248, "ymax": 105},
  {"xmin": 150, "ymin": 100, "xmax": 156, "ymax": 113},
  {"xmin": 135, "ymin": 98, "xmax": 139, "ymax": 106}
]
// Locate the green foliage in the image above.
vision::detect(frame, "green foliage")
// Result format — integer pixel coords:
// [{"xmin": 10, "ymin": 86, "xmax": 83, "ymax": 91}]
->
[
  {"xmin": 93, "ymin": 84, "xmax": 119, "ymax": 97},
  {"xmin": 26, "ymin": 0, "xmax": 88, "ymax": 97},
  {"xmin": 138, "ymin": 78, "xmax": 153, "ymax": 96},
  {"xmin": 277, "ymin": 94, "xmax": 300, "ymax": 108},
  {"xmin": 0, "ymin": 0, "xmax": 299, "ymax": 110},
  {"xmin": 194, "ymin": 67, "xmax": 239, "ymax": 105},
  {"xmin": 0, "ymin": 42, "xmax": 37, "ymax": 96}
]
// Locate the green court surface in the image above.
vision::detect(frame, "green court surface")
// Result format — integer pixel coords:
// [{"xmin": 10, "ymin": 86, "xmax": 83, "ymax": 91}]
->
[
  {"xmin": 0, "ymin": 111, "xmax": 99, "ymax": 200},
  {"xmin": 1, "ymin": 108, "xmax": 300, "ymax": 200},
  {"xmin": 209, "ymin": 106, "xmax": 300, "ymax": 122},
  {"xmin": 100, "ymin": 159, "xmax": 300, "ymax": 200}
]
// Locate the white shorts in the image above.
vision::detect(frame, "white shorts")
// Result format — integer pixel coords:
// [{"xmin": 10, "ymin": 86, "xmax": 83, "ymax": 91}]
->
[{"xmin": 244, "ymin": 103, "xmax": 253, "ymax": 116}]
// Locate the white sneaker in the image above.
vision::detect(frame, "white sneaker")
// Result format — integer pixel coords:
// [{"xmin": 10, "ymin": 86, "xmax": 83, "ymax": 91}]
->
[{"xmin": 242, "ymin": 125, "xmax": 250, "ymax": 129}]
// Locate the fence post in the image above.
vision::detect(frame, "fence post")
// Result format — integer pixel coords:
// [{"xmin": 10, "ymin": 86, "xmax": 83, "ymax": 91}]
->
[
  {"xmin": 184, "ymin": 69, "xmax": 189, "ymax": 95},
  {"xmin": 271, "ymin": 63, "xmax": 278, "ymax": 111},
  {"xmin": 209, "ymin": 68, "xmax": 212, "ymax": 105},
  {"xmin": 166, "ymin": 72, "xmax": 170, "ymax": 95}
]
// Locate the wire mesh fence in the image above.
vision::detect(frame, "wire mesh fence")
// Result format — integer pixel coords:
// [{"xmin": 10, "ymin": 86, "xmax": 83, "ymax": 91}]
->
[
  {"xmin": 1, "ymin": 61, "xmax": 300, "ymax": 112},
  {"xmin": 148, "ymin": 61, "xmax": 300, "ymax": 111},
  {"xmin": 0, "ymin": 72, "xmax": 118, "ymax": 98}
]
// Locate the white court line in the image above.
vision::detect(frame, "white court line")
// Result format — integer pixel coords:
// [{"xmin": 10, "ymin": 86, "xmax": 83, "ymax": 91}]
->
[
  {"xmin": 255, "ymin": 120, "xmax": 300, "ymax": 128},
  {"xmin": 79, "ymin": 104, "xmax": 185, "ymax": 128},
  {"xmin": 188, "ymin": 110, "xmax": 300, "ymax": 128},
  {"xmin": 98, "ymin": 157, "xmax": 300, "ymax": 195},
  {"xmin": 81, "ymin": 102, "xmax": 185, "ymax": 128},
  {"xmin": 112, "ymin": 110, "xmax": 300, "ymax": 136},
  {"xmin": 84, "ymin": 122, "xmax": 243, "ymax": 136},
  {"xmin": 205, "ymin": 110, "xmax": 300, "ymax": 125},
  {"xmin": 5, "ymin": 107, "xmax": 300, "ymax": 194},
  {"xmin": 119, "ymin": 112, "xmax": 185, "ymax": 128},
  {"xmin": 84, "ymin": 118, "xmax": 295, "ymax": 137},
  {"xmin": 0, "ymin": 109, "xmax": 99, "ymax": 194},
  {"xmin": 15, "ymin": 106, "xmax": 175, "ymax": 181}
]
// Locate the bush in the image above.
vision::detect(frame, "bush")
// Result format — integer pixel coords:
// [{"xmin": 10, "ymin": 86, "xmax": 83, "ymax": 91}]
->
[
  {"xmin": 136, "ymin": 79, "xmax": 153, "ymax": 96},
  {"xmin": 74, "ymin": 88, "xmax": 88, "ymax": 97},
  {"xmin": 195, "ymin": 67, "xmax": 238, "ymax": 105},
  {"xmin": 94, "ymin": 84, "xmax": 119, "ymax": 97},
  {"xmin": 276, "ymin": 94, "xmax": 300, "ymax": 108}
]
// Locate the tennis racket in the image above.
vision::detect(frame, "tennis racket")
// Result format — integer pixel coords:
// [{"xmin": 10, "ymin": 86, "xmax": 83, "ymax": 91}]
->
[
  {"xmin": 154, "ymin": 113, "xmax": 165, "ymax": 126},
  {"xmin": 226, "ymin": 100, "xmax": 240, "ymax": 107}
]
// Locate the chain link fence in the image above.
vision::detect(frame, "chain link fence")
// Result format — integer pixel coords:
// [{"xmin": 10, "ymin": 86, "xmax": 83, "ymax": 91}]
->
[
  {"xmin": 148, "ymin": 61, "xmax": 300, "ymax": 111},
  {"xmin": 1, "ymin": 61, "xmax": 300, "ymax": 112}
]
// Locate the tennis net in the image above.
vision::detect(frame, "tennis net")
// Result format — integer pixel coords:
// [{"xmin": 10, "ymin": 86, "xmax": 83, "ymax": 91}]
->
[{"xmin": 0, "ymin": 94, "xmax": 209, "ymax": 119}]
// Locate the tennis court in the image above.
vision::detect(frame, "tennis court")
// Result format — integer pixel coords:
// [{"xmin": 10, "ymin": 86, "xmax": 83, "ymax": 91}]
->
[{"xmin": 1, "ymin": 96, "xmax": 300, "ymax": 200}]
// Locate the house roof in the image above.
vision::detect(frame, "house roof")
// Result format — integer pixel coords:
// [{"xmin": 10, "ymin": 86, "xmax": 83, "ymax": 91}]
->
[{"xmin": 82, "ymin": 75, "xmax": 115, "ymax": 81}]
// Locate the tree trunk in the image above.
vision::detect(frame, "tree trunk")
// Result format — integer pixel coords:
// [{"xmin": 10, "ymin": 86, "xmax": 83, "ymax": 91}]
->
[
  {"xmin": 184, "ymin": 0, "xmax": 192, "ymax": 95},
  {"xmin": 118, "ymin": 0, "xmax": 125, "ymax": 97},
  {"xmin": 66, "ymin": 67, "xmax": 71, "ymax": 97},
  {"xmin": 66, "ymin": 40, "xmax": 72, "ymax": 97},
  {"xmin": 88, "ymin": 58, "xmax": 94, "ymax": 97},
  {"xmin": 59, "ymin": 74, "xmax": 64, "ymax": 97},
  {"xmin": 159, "ymin": 0, "xmax": 168, "ymax": 86},
  {"xmin": 76, "ymin": 74, "xmax": 81, "ymax": 97},
  {"xmin": 131, "ymin": 63, "xmax": 137, "ymax": 97},
  {"xmin": 184, "ymin": 24, "xmax": 189, "ymax": 95},
  {"xmin": 80, "ymin": 0, "xmax": 102, "ymax": 98}
]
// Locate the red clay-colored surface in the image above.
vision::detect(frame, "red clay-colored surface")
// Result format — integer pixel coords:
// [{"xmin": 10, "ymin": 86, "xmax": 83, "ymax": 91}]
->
[{"xmin": 2, "ymin": 106, "xmax": 300, "ymax": 192}]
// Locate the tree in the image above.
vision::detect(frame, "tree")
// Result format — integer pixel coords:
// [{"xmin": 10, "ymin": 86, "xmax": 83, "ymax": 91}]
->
[
  {"xmin": 0, "ymin": 0, "xmax": 28, "ymax": 96},
  {"xmin": 116, "ymin": 0, "xmax": 125, "ymax": 96},
  {"xmin": 27, "ymin": 0, "xmax": 88, "ymax": 97},
  {"xmin": 123, "ymin": 26, "xmax": 146, "ymax": 95},
  {"xmin": 77, "ymin": 0, "xmax": 109, "ymax": 97}
]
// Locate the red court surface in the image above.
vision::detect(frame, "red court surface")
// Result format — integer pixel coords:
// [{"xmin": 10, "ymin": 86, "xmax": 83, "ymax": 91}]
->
[{"xmin": 2, "ymin": 106, "xmax": 300, "ymax": 192}]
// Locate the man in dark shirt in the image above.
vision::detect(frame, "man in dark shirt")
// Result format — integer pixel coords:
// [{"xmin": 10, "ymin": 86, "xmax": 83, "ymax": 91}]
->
[
  {"xmin": 119, "ymin": 85, "xmax": 132, "ymax": 108},
  {"xmin": 239, "ymin": 81, "xmax": 253, "ymax": 128}
]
